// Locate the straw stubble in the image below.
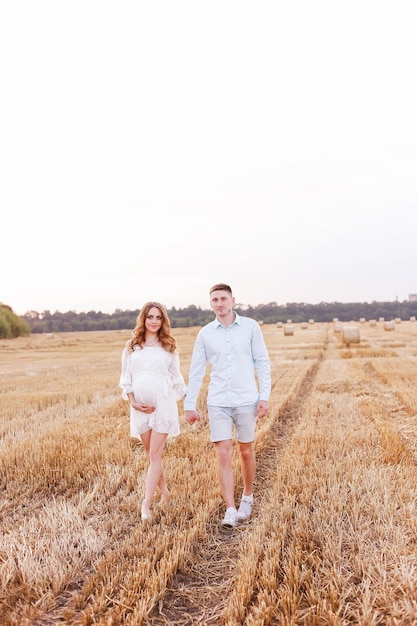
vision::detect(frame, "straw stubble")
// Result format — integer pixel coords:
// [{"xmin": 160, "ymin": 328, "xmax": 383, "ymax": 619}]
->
[{"xmin": 1, "ymin": 323, "xmax": 417, "ymax": 624}]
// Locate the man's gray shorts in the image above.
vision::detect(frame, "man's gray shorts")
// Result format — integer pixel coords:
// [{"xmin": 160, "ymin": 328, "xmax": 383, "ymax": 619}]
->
[{"xmin": 207, "ymin": 403, "xmax": 257, "ymax": 443}]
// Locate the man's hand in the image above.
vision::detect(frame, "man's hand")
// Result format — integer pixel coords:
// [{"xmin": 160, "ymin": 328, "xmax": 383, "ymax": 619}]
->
[
  {"xmin": 185, "ymin": 410, "xmax": 202, "ymax": 425},
  {"xmin": 256, "ymin": 400, "xmax": 269, "ymax": 419}
]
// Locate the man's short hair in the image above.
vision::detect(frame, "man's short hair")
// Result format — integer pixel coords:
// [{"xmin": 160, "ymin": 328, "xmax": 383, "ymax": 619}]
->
[{"xmin": 209, "ymin": 283, "xmax": 232, "ymax": 296}]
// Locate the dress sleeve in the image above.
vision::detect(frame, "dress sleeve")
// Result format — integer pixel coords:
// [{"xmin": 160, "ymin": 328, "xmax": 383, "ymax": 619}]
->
[
  {"xmin": 119, "ymin": 344, "xmax": 133, "ymax": 400},
  {"xmin": 169, "ymin": 351, "xmax": 187, "ymax": 401}
]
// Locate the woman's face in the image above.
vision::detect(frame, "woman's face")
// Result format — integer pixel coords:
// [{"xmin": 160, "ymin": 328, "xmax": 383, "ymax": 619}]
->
[{"xmin": 145, "ymin": 306, "xmax": 163, "ymax": 333}]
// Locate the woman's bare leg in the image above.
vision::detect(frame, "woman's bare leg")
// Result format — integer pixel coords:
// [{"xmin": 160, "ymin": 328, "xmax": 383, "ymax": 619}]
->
[
  {"xmin": 141, "ymin": 430, "xmax": 168, "ymax": 515},
  {"xmin": 140, "ymin": 429, "xmax": 170, "ymax": 500}
]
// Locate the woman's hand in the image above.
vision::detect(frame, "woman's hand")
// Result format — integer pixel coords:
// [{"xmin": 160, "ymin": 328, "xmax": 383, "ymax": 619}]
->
[{"xmin": 131, "ymin": 400, "xmax": 155, "ymax": 414}]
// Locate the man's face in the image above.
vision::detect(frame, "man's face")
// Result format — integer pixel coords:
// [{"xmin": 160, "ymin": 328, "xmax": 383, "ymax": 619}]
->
[{"xmin": 210, "ymin": 290, "xmax": 235, "ymax": 317}]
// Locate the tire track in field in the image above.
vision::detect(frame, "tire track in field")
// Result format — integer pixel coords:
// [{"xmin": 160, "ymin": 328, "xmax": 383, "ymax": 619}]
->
[{"xmin": 144, "ymin": 359, "xmax": 323, "ymax": 626}]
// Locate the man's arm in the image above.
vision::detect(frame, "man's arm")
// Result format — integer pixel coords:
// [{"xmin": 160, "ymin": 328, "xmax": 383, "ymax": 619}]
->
[{"xmin": 252, "ymin": 324, "xmax": 271, "ymax": 401}]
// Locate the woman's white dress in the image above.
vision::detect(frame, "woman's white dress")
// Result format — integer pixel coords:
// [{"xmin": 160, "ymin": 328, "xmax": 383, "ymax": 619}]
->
[{"xmin": 119, "ymin": 343, "xmax": 187, "ymax": 438}]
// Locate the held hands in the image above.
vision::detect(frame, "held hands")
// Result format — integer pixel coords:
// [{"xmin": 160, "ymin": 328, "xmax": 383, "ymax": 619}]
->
[
  {"xmin": 256, "ymin": 400, "xmax": 269, "ymax": 419},
  {"xmin": 185, "ymin": 410, "xmax": 201, "ymax": 425}
]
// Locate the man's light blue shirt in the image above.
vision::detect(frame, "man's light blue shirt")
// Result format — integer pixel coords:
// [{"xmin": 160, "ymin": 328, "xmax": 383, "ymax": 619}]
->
[{"xmin": 184, "ymin": 313, "xmax": 271, "ymax": 410}]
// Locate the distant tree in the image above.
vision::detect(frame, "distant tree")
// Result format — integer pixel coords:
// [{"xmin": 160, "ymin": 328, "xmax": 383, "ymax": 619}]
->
[{"xmin": 0, "ymin": 304, "xmax": 31, "ymax": 338}]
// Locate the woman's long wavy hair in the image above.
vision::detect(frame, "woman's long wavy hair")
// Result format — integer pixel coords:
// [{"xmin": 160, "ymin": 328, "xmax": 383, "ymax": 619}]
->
[{"xmin": 129, "ymin": 302, "xmax": 176, "ymax": 353}]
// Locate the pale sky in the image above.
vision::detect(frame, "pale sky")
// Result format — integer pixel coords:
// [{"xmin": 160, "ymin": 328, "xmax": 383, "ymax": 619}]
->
[{"xmin": 1, "ymin": 1, "xmax": 416, "ymax": 315}]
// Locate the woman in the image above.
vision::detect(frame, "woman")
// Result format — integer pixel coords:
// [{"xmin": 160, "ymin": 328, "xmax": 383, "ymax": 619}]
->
[{"xmin": 119, "ymin": 301, "xmax": 187, "ymax": 521}]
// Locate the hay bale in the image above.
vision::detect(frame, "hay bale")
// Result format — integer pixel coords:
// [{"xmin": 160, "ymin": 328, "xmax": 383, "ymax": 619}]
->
[
  {"xmin": 394, "ymin": 317, "xmax": 401, "ymax": 324},
  {"xmin": 410, "ymin": 316, "xmax": 416, "ymax": 322},
  {"xmin": 286, "ymin": 319, "xmax": 292, "ymax": 324},
  {"xmin": 276, "ymin": 321, "xmax": 283, "ymax": 328},
  {"xmin": 283, "ymin": 325, "xmax": 294, "ymax": 336},
  {"xmin": 333, "ymin": 322, "xmax": 343, "ymax": 333},
  {"xmin": 301, "ymin": 322, "xmax": 308, "ymax": 329},
  {"xmin": 369, "ymin": 319, "xmax": 377, "ymax": 326},
  {"xmin": 342, "ymin": 326, "xmax": 360, "ymax": 345},
  {"xmin": 258, "ymin": 320, "xmax": 264, "ymax": 325},
  {"xmin": 360, "ymin": 317, "xmax": 366, "ymax": 323},
  {"xmin": 379, "ymin": 317, "xmax": 385, "ymax": 322},
  {"xmin": 333, "ymin": 317, "xmax": 339, "ymax": 323},
  {"xmin": 308, "ymin": 319, "xmax": 315, "ymax": 324},
  {"xmin": 384, "ymin": 321, "xmax": 395, "ymax": 331}
]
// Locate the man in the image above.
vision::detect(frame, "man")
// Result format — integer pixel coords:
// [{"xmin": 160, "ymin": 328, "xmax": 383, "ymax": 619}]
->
[{"xmin": 185, "ymin": 283, "xmax": 271, "ymax": 527}]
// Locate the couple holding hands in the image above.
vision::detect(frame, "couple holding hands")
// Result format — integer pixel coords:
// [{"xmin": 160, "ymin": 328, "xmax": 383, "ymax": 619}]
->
[{"xmin": 119, "ymin": 283, "xmax": 271, "ymax": 527}]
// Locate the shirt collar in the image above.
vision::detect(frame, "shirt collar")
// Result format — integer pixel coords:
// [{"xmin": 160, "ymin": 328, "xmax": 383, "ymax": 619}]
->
[{"xmin": 214, "ymin": 311, "xmax": 240, "ymax": 328}]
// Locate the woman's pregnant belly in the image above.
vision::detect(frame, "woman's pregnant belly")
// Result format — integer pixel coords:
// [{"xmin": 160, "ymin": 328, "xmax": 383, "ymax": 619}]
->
[{"xmin": 132, "ymin": 372, "xmax": 165, "ymax": 406}]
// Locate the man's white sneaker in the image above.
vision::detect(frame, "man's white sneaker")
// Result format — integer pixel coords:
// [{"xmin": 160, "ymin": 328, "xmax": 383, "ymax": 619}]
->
[
  {"xmin": 237, "ymin": 498, "xmax": 253, "ymax": 521},
  {"xmin": 221, "ymin": 507, "xmax": 238, "ymax": 527}
]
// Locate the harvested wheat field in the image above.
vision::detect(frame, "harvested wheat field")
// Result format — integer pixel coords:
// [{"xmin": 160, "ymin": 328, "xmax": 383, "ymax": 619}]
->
[{"xmin": 1, "ymin": 320, "xmax": 417, "ymax": 625}]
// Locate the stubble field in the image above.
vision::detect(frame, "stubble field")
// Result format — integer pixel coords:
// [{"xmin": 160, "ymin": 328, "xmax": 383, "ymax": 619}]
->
[{"xmin": 1, "ymin": 320, "xmax": 417, "ymax": 626}]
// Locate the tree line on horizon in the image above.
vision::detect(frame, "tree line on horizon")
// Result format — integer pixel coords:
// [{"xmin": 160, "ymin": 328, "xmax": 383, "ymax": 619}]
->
[{"xmin": 2, "ymin": 299, "xmax": 417, "ymax": 338}]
